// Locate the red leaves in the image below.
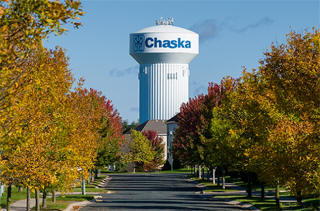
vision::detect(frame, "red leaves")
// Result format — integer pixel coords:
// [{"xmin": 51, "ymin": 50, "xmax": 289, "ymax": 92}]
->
[
  {"xmin": 173, "ymin": 79, "xmax": 235, "ymax": 165},
  {"xmin": 142, "ymin": 130, "xmax": 165, "ymax": 170}
]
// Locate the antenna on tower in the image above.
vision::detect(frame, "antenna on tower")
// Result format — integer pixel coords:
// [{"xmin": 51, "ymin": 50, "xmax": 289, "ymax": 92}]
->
[{"xmin": 155, "ymin": 17, "xmax": 174, "ymax": 25}]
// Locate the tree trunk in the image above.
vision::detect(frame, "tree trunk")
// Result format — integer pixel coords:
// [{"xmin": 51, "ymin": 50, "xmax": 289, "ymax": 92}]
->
[
  {"xmin": 35, "ymin": 189, "xmax": 40, "ymax": 211},
  {"xmin": 81, "ymin": 177, "xmax": 86, "ymax": 195},
  {"xmin": 247, "ymin": 173, "xmax": 252, "ymax": 197},
  {"xmin": 217, "ymin": 176, "xmax": 221, "ymax": 187},
  {"xmin": 133, "ymin": 163, "xmax": 136, "ymax": 173},
  {"xmin": 198, "ymin": 165, "xmax": 202, "ymax": 179},
  {"xmin": 206, "ymin": 167, "xmax": 210, "ymax": 181},
  {"xmin": 296, "ymin": 190, "xmax": 303, "ymax": 207},
  {"xmin": 91, "ymin": 169, "xmax": 95, "ymax": 182},
  {"xmin": 275, "ymin": 181, "xmax": 281, "ymax": 210},
  {"xmin": 52, "ymin": 190, "xmax": 56, "ymax": 203},
  {"xmin": 26, "ymin": 187, "xmax": 31, "ymax": 211},
  {"xmin": 87, "ymin": 171, "xmax": 91, "ymax": 185},
  {"xmin": 42, "ymin": 189, "xmax": 47, "ymax": 208},
  {"xmin": 261, "ymin": 182, "xmax": 265, "ymax": 200},
  {"xmin": 6, "ymin": 185, "xmax": 12, "ymax": 211},
  {"xmin": 0, "ymin": 182, "xmax": 2, "ymax": 204},
  {"xmin": 202, "ymin": 167, "xmax": 205, "ymax": 180},
  {"xmin": 212, "ymin": 167, "xmax": 216, "ymax": 184},
  {"xmin": 18, "ymin": 186, "xmax": 23, "ymax": 192},
  {"xmin": 222, "ymin": 168, "xmax": 226, "ymax": 190},
  {"xmin": 95, "ymin": 169, "xmax": 100, "ymax": 179}
]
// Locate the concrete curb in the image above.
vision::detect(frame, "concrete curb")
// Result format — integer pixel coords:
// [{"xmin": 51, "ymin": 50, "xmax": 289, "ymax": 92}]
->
[{"xmin": 97, "ymin": 176, "xmax": 111, "ymax": 188}]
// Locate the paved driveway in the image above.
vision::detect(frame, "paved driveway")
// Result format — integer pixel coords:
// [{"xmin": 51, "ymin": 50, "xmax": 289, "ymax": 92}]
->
[{"xmin": 80, "ymin": 173, "xmax": 242, "ymax": 210}]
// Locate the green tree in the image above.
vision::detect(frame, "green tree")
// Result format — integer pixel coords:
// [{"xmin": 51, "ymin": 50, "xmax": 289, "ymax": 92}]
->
[
  {"xmin": 95, "ymin": 99, "xmax": 123, "ymax": 175},
  {"xmin": 200, "ymin": 106, "xmax": 237, "ymax": 188},
  {"xmin": 122, "ymin": 120, "xmax": 139, "ymax": 132},
  {"xmin": 142, "ymin": 130, "xmax": 165, "ymax": 171},
  {"xmin": 123, "ymin": 130, "xmax": 154, "ymax": 172},
  {"xmin": 96, "ymin": 113, "xmax": 123, "ymax": 168}
]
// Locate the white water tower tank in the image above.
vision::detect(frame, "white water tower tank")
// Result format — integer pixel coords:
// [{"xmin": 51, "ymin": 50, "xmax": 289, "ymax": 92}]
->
[{"xmin": 130, "ymin": 18, "xmax": 199, "ymax": 124}]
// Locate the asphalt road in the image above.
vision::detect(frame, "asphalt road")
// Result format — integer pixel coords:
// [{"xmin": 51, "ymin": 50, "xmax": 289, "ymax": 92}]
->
[{"xmin": 80, "ymin": 173, "xmax": 242, "ymax": 210}]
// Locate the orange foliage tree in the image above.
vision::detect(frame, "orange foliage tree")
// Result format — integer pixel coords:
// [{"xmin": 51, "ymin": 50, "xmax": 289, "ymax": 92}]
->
[{"xmin": 224, "ymin": 28, "xmax": 320, "ymax": 205}]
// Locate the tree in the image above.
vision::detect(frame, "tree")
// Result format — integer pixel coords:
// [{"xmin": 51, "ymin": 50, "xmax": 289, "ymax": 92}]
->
[
  {"xmin": 0, "ymin": 2, "xmax": 83, "ymax": 208},
  {"xmin": 142, "ymin": 130, "xmax": 165, "ymax": 171},
  {"xmin": 225, "ymin": 28, "xmax": 320, "ymax": 205},
  {"xmin": 96, "ymin": 100, "xmax": 124, "ymax": 168},
  {"xmin": 244, "ymin": 28, "xmax": 320, "ymax": 204},
  {"xmin": 193, "ymin": 78, "xmax": 237, "ymax": 188},
  {"xmin": 122, "ymin": 120, "xmax": 139, "ymax": 132},
  {"xmin": 0, "ymin": 46, "xmax": 78, "ymax": 210},
  {"xmin": 68, "ymin": 85, "xmax": 107, "ymax": 179},
  {"xmin": 123, "ymin": 130, "xmax": 154, "ymax": 172},
  {"xmin": 173, "ymin": 81, "xmax": 234, "ymax": 173},
  {"xmin": 173, "ymin": 94, "xmax": 206, "ymax": 166},
  {"xmin": 0, "ymin": 0, "xmax": 83, "ymax": 111}
]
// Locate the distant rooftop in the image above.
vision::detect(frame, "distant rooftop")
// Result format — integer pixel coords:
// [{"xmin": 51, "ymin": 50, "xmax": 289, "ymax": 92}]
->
[
  {"xmin": 124, "ymin": 120, "xmax": 167, "ymax": 135},
  {"xmin": 166, "ymin": 114, "xmax": 178, "ymax": 123}
]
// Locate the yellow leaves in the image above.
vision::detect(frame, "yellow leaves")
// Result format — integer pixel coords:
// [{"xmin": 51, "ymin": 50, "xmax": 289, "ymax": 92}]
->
[
  {"xmin": 243, "ymin": 151, "xmax": 250, "ymax": 158},
  {"xmin": 0, "ymin": 43, "xmax": 99, "ymax": 190},
  {"xmin": 218, "ymin": 28, "xmax": 320, "ymax": 194},
  {"xmin": 124, "ymin": 130, "xmax": 155, "ymax": 165}
]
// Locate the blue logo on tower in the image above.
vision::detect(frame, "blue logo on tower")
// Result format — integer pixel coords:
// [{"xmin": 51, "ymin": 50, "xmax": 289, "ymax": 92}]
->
[
  {"xmin": 133, "ymin": 34, "xmax": 145, "ymax": 52},
  {"xmin": 145, "ymin": 37, "xmax": 191, "ymax": 49}
]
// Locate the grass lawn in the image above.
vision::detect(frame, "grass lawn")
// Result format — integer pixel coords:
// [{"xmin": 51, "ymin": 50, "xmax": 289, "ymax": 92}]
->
[
  {"xmin": 190, "ymin": 178, "xmax": 240, "ymax": 192},
  {"xmin": 153, "ymin": 168, "xmax": 191, "ymax": 174},
  {"xmin": 216, "ymin": 195, "xmax": 278, "ymax": 210},
  {"xmin": 214, "ymin": 194, "xmax": 319, "ymax": 210},
  {"xmin": 71, "ymin": 187, "xmax": 108, "ymax": 193},
  {"xmin": 100, "ymin": 169, "xmax": 115, "ymax": 174},
  {"xmin": 190, "ymin": 177, "xmax": 319, "ymax": 210},
  {"xmin": 101, "ymin": 167, "xmax": 191, "ymax": 174},
  {"xmin": 31, "ymin": 194, "xmax": 95, "ymax": 211}
]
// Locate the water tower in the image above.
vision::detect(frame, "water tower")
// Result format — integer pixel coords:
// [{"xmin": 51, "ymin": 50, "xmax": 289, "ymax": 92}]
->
[{"xmin": 130, "ymin": 18, "xmax": 199, "ymax": 124}]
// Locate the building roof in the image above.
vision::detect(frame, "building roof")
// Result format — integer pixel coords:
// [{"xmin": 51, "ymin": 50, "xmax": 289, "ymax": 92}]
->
[
  {"xmin": 166, "ymin": 114, "xmax": 178, "ymax": 124},
  {"xmin": 124, "ymin": 120, "xmax": 167, "ymax": 136}
]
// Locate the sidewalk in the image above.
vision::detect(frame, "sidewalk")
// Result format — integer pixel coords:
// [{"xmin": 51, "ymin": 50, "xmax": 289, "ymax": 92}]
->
[{"xmin": 7, "ymin": 198, "xmax": 35, "ymax": 211}]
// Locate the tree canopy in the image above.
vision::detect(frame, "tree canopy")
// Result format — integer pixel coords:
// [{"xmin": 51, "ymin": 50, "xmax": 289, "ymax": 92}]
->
[{"xmin": 173, "ymin": 28, "xmax": 320, "ymax": 204}]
